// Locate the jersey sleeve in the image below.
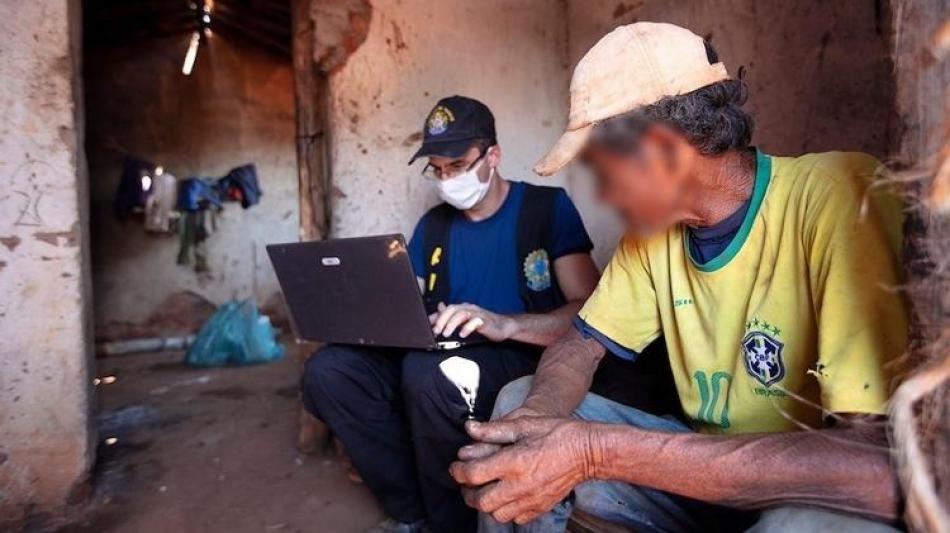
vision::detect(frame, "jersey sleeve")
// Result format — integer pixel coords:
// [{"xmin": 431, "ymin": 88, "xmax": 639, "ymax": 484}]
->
[
  {"xmin": 806, "ymin": 155, "xmax": 907, "ymax": 416},
  {"xmin": 550, "ymin": 189, "xmax": 594, "ymax": 259},
  {"xmin": 577, "ymin": 236, "xmax": 662, "ymax": 356},
  {"xmin": 407, "ymin": 216, "xmax": 426, "ymax": 278}
]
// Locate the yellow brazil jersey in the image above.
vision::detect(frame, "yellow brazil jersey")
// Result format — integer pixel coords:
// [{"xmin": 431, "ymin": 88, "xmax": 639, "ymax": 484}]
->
[{"xmin": 578, "ymin": 150, "xmax": 907, "ymax": 434}]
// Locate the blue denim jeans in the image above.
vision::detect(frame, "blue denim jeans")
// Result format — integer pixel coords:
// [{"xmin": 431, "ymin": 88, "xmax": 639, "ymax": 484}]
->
[
  {"xmin": 478, "ymin": 376, "xmax": 753, "ymax": 533},
  {"xmin": 479, "ymin": 376, "xmax": 902, "ymax": 533}
]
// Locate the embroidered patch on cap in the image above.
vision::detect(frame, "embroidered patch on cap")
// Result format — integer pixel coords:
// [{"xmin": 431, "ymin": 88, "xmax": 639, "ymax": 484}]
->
[{"xmin": 426, "ymin": 105, "xmax": 455, "ymax": 135}]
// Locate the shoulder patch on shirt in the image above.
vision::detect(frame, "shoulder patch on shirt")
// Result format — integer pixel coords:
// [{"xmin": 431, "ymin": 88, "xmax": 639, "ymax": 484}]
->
[
  {"xmin": 523, "ymin": 248, "xmax": 552, "ymax": 292},
  {"xmin": 742, "ymin": 330, "xmax": 785, "ymax": 387}
]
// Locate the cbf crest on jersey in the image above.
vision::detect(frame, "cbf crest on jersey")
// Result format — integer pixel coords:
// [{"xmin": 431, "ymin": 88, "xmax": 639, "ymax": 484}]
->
[
  {"xmin": 742, "ymin": 330, "xmax": 785, "ymax": 387},
  {"xmin": 426, "ymin": 105, "xmax": 455, "ymax": 136},
  {"xmin": 523, "ymin": 249, "xmax": 552, "ymax": 292}
]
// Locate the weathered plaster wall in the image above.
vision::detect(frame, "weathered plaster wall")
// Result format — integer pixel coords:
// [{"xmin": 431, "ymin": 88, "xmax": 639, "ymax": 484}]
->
[
  {"xmin": 84, "ymin": 35, "xmax": 298, "ymax": 330},
  {"xmin": 566, "ymin": 0, "xmax": 897, "ymax": 265},
  {"xmin": 326, "ymin": 0, "xmax": 570, "ymax": 239},
  {"xmin": 0, "ymin": 1, "xmax": 94, "ymax": 524}
]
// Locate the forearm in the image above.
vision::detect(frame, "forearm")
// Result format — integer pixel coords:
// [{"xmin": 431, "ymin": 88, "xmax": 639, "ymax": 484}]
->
[
  {"xmin": 507, "ymin": 301, "xmax": 583, "ymax": 346},
  {"xmin": 520, "ymin": 327, "xmax": 605, "ymax": 417},
  {"xmin": 589, "ymin": 423, "xmax": 899, "ymax": 521}
]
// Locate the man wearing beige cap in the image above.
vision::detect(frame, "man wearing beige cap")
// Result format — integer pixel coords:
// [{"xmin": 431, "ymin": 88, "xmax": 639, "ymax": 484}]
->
[{"xmin": 449, "ymin": 22, "xmax": 907, "ymax": 532}]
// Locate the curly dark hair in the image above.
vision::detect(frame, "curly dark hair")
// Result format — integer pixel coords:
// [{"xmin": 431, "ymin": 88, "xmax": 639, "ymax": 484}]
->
[{"xmin": 591, "ymin": 78, "xmax": 754, "ymax": 156}]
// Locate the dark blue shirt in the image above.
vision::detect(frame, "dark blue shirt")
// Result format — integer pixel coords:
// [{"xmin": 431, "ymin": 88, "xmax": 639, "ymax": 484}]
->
[
  {"xmin": 686, "ymin": 198, "xmax": 750, "ymax": 265},
  {"xmin": 409, "ymin": 181, "xmax": 593, "ymax": 314}
]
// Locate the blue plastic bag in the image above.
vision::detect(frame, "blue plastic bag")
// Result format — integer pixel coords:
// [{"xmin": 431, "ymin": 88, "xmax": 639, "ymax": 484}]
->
[{"xmin": 185, "ymin": 300, "xmax": 285, "ymax": 367}]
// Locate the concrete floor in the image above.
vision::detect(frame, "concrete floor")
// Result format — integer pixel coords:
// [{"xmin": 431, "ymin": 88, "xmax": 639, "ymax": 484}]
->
[{"xmin": 60, "ymin": 344, "xmax": 384, "ymax": 533}]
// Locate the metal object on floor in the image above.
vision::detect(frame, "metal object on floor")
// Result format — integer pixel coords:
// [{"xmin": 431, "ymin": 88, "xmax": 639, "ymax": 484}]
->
[{"xmin": 97, "ymin": 335, "xmax": 196, "ymax": 356}]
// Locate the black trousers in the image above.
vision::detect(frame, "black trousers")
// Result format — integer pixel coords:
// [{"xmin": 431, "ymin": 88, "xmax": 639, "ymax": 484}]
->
[{"xmin": 301, "ymin": 343, "xmax": 540, "ymax": 533}]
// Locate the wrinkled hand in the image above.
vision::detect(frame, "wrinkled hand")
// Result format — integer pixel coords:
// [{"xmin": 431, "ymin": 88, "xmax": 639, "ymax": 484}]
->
[
  {"xmin": 455, "ymin": 406, "xmax": 548, "ymax": 462},
  {"xmin": 450, "ymin": 417, "xmax": 596, "ymax": 525},
  {"xmin": 430, "ymin": 302, "xmax": 518, "ymax": 342}
]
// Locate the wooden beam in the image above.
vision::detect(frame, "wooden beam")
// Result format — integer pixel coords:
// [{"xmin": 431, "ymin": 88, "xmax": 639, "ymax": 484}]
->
[
  {"xmin": 291, "ymin": 0, "xmax": 329, "ymax": 242},
  {"xmin": 289, "ymin": 1, "xmax": 331, "ymax": 455}
]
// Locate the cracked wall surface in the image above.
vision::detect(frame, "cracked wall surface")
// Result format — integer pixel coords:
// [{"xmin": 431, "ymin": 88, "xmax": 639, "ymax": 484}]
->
[{"xmin": 0, "ymin": 0, "xmax": 95, "ymax": 525}]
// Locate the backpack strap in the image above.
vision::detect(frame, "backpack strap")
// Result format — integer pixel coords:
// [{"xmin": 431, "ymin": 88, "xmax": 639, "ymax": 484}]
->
[
  {"xmin": 421, "ymin": 203, "xmax": 456, "ymax": 315},
  {"xmin": 516, "ymin": 183, "xmax": 566, "ymax": 313}
]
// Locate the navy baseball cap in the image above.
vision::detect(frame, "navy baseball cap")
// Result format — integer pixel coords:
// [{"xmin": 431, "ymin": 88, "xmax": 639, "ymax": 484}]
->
[{"xmin": 408, "ymin": 95, "xmax": 497, "ymax": 164}]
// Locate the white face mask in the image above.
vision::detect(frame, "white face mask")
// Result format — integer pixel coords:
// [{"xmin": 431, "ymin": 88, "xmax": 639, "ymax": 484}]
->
[{"xmin": 434, "ymin": 155, "xmax": 494, "ymax": 210}]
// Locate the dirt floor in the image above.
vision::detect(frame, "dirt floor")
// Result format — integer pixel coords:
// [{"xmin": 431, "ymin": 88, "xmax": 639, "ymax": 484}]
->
[{"xmin": 57, "ymin": 343, "xmax": 384, "ymax": 533}]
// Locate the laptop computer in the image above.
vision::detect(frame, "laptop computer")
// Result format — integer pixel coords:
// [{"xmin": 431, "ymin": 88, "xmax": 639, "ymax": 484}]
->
[{"xmin": 266, "ymin": 234, "xmax": 486, "ymax": 350}]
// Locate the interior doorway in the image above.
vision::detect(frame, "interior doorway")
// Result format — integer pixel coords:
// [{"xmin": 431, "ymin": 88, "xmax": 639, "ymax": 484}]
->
[
  {"xmin": 82, "ymin": 0, "xmax": 300, "ymax": 343},
  {"xmin": 72, "ymin": 1, "xmax": 381, "ymax": 530}
]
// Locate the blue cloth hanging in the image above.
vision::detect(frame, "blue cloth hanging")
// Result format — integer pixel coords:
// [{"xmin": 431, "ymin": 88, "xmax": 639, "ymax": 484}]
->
[
  {"xmin": 216, "ymin": 164, "xmax": 261, "ymax": 208},
  {"xmin": 176, "ymin": 177, "xmax": 222, "ymax": 212}
]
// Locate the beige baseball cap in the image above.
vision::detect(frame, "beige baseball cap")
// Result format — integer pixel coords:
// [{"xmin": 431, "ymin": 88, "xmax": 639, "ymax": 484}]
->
[{"xmin": 535, "ymin": 22, "xmax": 730, "ymax": 176}]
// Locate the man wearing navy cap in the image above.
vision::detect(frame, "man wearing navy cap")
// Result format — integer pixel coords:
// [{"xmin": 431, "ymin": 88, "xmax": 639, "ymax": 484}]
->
[{"xmin": 300, "ymin": 96, "xmax": 602, "ymax": 532}]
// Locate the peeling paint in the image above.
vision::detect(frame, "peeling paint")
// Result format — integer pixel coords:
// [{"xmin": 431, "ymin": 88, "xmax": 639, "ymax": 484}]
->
[
  {"xmin": 0, "ymin": 236, "xmax": 22, "ymax": 251},
  {"xmin": 33, "ymin": 222, "xmax": 79, "ymax": 247},
  {"xmin": 390, "ymin": 21, "xmax": 408, "ymax": 51},
  {"xmin": 311, "ymin": 0, "xmax": 373, "ymax": 74}
]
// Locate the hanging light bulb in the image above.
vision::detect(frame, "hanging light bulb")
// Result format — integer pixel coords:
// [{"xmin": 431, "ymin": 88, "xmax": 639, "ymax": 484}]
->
[
  {"xmin": 200, "ymin": 0, "xmax": 213, "ymax": 37},
  {"xmin": 182, "ymin": 0, "xmax": 212, "ymax": 76},
  {"xmin": 182, "ymin": 31, "xmax": 200, "ymax": 75}
]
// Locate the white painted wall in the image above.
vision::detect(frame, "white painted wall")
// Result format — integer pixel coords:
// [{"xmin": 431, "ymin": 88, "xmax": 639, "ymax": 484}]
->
[
  {"xmin": 0, "ymin": 1, "xmax": 94, "ymax": 524},
  {"xmin": 326, "ymin": 0, "xmax": 571, "ymax": 241}
]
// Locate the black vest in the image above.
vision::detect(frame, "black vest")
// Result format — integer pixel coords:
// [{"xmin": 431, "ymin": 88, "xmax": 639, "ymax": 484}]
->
[{"xmin": 421, "ymin": 183, "xmax": 567, "ymax": 315}]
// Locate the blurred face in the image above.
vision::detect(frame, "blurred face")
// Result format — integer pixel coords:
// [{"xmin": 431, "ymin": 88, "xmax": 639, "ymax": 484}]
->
[{"xmin": 580, "ymin": 129, "xmax": 695, "ymax": 236}]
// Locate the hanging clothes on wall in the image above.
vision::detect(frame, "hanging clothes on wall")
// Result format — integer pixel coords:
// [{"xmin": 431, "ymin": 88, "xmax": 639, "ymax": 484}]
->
[
  {"xmin": 113, "ymin": 156, "xmax": 157, "ymax": 218},
  {"xmin": 216, "ymin": 164, "xmax": 261, "ymax": 208},
  {"xmin": 111, "ymin": 156, "xmax": 267, "ymax": 273},
  {"xmin": 144, "ymin": 171, "xmax": 178, "ymax": 233},
  {"xmin": 177, "ymin": 210, "xmax": 215, "ymax": 272},
  {"xmin": 176, "ymin": 177, "xmax": 222, "ymax": 273},
  {"xmin": 176, "ymin": 177, "xmax": 222, "ymax": 212}
]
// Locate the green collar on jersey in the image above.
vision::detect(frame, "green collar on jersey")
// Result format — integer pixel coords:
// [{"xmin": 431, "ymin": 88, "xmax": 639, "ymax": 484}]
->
[{"xmin": 685, "ymin": 149, "xmax": 772, "ymax": 273}]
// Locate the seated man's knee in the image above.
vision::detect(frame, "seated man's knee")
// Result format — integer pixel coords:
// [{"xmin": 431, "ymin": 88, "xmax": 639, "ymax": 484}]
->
[
  {"xmin": 302, "ymin": 345, "xmax": 360, "ymax": 407},
  {"xmin": 400, "ymin": 351, "xmax": 442, "ymax": 403},
  {"xmin": 491, "ymin": 376, "xmax": 534, "ymax": 419}
]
